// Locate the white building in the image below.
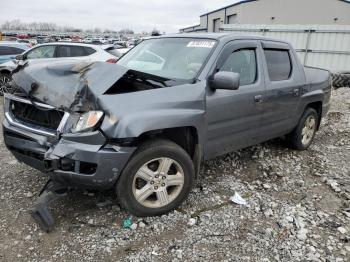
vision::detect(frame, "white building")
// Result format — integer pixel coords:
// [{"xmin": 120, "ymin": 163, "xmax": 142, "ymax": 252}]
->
[{"xmin": 180, "ymin": 0, "xmax": 350, "ymax": 33}]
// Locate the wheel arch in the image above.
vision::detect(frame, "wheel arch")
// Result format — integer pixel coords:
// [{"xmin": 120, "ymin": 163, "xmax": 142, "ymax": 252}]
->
[
  {"xmin": 299, "ymin": 89, "xmax": 325, "ymax": 130},
  {"xmin": 113, "ymin": 126, "xmax": 202, "ymax": 179},
  {"xmin": 0, "ymin": 69, "xmax": 12, "ymax": 76},
  {"xmin": 137, "ymin": 126, "xmax": 199, "ymax": 157}
]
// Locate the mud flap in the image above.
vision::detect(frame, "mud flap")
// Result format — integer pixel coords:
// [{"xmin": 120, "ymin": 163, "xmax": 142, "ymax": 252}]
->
[{"xmin": 29, "ymin": 180, "xmax": 70, "ymax": 232}]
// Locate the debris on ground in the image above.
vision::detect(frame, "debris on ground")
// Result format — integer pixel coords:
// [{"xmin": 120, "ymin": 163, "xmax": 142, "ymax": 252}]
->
[
  {"xmin": 230, "ymin": 192, "xmax": 248, "ymax": 206},
  {"xmin": 187, "ymin": 218, "xmax": 197, "ymax": 227},
  {"xmin": 122, "ymin": 217, "xmax": 133, "ymax": 229}
]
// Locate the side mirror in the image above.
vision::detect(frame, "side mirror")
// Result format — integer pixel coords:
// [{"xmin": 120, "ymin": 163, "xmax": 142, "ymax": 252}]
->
[
  {"xmin": 15, "ymin": 54, "xmax": 24, "ymax": 60},
  {"xmin": 209, "ymin": 71, "xmax": 240, "ymax": 90}
]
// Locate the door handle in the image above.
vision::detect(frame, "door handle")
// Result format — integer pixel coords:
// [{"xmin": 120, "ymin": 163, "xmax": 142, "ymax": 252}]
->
[{"xmin": 254, "ymin": 95, "xmax": 263, "ymax": 103}]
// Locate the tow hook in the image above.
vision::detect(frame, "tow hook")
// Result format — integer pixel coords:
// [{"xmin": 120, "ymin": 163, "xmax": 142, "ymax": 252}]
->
[{"xmin": 29, "ymin": 180, "xmax": 71, "ymax": 232}]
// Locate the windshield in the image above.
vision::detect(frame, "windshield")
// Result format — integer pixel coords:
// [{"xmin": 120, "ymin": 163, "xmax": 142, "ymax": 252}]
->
[{"xmin": 118, "ymin": 38, "xmax": 216, "ymax": 81}]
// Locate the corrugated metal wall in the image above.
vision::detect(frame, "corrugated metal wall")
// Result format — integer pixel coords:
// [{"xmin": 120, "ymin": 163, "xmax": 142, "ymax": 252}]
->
[{"xmin": 220, "ymin": 24, "xmax": 350, "ymax": 72}]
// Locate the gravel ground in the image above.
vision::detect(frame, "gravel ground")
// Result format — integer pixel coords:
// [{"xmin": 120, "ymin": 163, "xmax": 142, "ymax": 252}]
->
[{"xmin": 0, "ymin": 88, "xmax": 349, "ymax": 262}]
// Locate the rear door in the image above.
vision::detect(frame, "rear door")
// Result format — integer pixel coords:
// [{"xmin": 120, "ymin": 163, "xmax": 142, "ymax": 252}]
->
[
  {"xmin": 205, "ymin": 40, "xmax": 266, "ymax": 158},
  {"xmin": 258, "ymin": 41, "xmax": 304, "ymax": 141}
]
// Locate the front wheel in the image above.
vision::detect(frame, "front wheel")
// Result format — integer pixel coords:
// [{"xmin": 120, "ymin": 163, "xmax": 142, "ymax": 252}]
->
[
  {"xmin": 287, "ymin": 108, "xmax": 319, "ymax": 150},
  {"xmin": 0, "ymin": 73, "xmax": 15, "ymax": 95},
  {"xmin": 116, "ymin": 139, "xmax": 194, "ymax": 217}
]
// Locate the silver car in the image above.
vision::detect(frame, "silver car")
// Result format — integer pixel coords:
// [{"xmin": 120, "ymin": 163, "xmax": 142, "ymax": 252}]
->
[{"xmin": 0, "ymin": 42, "xmax": 127, "ymax": 95}]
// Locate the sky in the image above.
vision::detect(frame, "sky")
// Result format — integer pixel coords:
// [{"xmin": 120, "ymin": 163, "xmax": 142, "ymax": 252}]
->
[{"xmin": 0, "ymin": 0, "xmax": 240, "ymax": 33}]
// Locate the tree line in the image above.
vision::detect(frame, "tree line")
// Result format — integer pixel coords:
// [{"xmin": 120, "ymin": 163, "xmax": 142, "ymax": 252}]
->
[{"xmin": 0, "ymin": 19, "xmax": 138, "ymax": 34}]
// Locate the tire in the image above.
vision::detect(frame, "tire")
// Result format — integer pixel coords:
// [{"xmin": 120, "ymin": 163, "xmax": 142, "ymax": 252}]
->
[
  {"xmin": 0, "ymin": 72, "xmax": 14, "ymax": 96},
  {"xmin": 116, "ymin": 139, "xmax": 195, "ymax": 217},
  {"xmin": 332, "ymin": 72, "xmax": 350, "ymax": 89},
  {"xmin": 287, "ymin": 108, "xmax": 319, "ymax": 150}
]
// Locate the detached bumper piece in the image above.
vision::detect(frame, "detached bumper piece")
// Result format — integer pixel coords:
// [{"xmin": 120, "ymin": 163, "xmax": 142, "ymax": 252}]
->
[{"xmin": 29, "ymin": 180, "xmax": 70, "ymax": 232}]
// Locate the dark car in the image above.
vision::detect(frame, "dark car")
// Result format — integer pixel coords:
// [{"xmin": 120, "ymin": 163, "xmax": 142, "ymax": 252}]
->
[{"xmin": 3, "ymin": 34, "xmax": 331, "ymax": 230}]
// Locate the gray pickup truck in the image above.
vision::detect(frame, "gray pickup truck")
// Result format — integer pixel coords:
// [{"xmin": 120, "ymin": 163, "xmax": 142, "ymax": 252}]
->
[{"xmin": 3, "ymin": 34, "xmax": 331, "ymax": 227}]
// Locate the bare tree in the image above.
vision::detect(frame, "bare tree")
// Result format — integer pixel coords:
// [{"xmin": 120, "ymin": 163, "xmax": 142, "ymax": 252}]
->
[
  {"xmin": 119, "ymin": 28, "xmax": 134, "ymax": 35},
  {"xmin": 1, "ymin": 20, "xmax": 59, "ymax": 31}
]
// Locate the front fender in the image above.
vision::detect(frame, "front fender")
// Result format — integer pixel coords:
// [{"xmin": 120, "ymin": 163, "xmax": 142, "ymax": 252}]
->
[{"xmin": 102, "ymin": 108, "xmax": 205, "ymax": 144}]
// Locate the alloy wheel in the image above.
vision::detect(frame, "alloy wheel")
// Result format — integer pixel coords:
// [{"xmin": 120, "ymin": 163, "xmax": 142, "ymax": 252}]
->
[
  {"xmin": 132, "ymin": 157, "xmax": 185, "ymax": 208},
  {"xmin": 301, "ymin": 115, "xmax": 316, "ymax": 145}
]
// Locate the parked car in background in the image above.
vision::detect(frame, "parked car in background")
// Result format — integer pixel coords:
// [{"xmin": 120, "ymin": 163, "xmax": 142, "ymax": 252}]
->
[
  {"xmin": 36, "ymin": 37, "xmax": 48, "ymax": 44},
  {"xmin": 17, "ymin": 38, "xmax": 37, "ymax": 46},
  {"xmin": 0, "ymin": 42, "xmax": 122, "ymax": 95},
  {"xmin": 91, "ymin": 38, "xmax": 102, "ymax": 45},
  {"xmin": 59, "ymin": 38, "xmax": 72, "ymax": 42},
  {"xmin": 0, "ymin": 42, "xmax": 31, "ymax": 92},
  {"xmin": 0, "ymin": 42, "xmax": 31, "ymax": 64},
  {"xmin": 82, "ymin": 38, "xmax": 93, "ymax": 44}
]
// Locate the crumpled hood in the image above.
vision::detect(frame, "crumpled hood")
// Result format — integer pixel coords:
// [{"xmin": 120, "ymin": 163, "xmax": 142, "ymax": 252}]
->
[{"xmin": 12, "ymin": 60, "xmax": 129, "ymax": 112}]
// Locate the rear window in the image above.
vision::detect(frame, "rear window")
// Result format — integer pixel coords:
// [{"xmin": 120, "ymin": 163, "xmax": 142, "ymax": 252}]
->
[
  {"xmin": 57, "ymin": 46, "xmax": 87, "ymax": 57},
  {"xmin": 0, "ymin": 46, "xmax": 25, "ymax": 55},
  {"xmin": 264, "ymin": 49, "xmax": 292, "ymax": 81},
  {"xmin": 105, "ymin": 48, "xmax": 123, "ymax": 58}
]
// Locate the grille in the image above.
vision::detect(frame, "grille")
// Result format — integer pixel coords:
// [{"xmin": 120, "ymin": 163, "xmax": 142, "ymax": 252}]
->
[{"xmin": 10, "ymin": 100, "xmax": 64, "ymax": 130}]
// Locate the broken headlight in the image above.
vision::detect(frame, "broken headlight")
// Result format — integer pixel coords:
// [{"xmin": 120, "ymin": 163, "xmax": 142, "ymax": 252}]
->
[{"xmin": 74, "ymin": 111, "xmax": 104, "ymax": 132}]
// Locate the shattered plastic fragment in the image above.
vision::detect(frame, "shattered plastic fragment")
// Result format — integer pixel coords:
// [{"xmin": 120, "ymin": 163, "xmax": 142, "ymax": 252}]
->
[
  {"xmin": 230, "ymin": 192, "xmax": 248, "ymax": 206},
  {"xmin": 123, "ymin": 217, "xmax": 133, "ymax": 229}
]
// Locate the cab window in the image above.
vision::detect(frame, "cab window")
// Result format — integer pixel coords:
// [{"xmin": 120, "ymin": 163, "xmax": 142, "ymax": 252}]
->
[
  {"xmin": 219, "ymin": 49, "xmax": 257, "ymax": 86},
  {"xmin": 264, "ymin": 49, "xmax": 292, "ymax": 81}
]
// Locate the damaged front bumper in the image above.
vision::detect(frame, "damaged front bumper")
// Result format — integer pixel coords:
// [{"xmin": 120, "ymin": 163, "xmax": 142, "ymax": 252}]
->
[{"xmin": 3, "ymin": 95, "xmax": 136, "ymax": 190}]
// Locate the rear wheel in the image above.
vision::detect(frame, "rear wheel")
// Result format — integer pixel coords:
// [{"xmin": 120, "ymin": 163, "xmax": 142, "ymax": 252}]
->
[
  {"xmin": 287, "ymin": 108, "xmax": 319, "ymax": 150},
  {"xmin": 116, "ymin": 139, "xmax": 194, "ymax": 217}
]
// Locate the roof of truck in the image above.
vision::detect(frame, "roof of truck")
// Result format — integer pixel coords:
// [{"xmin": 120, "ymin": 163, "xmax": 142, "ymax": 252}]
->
[{"xmin": 155, "ymin": 33, "xmax": 290, "ymax": 44}]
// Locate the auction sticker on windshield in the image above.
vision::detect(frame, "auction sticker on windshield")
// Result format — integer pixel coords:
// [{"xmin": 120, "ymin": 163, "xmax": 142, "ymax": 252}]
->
[{"xmin": 187, "ymin": 41, "xmax": 216, "ymax": 48}]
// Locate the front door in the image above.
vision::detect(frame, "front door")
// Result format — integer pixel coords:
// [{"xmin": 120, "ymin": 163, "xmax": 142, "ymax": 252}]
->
[{"xmin": 205, "ymin": 40, "xmax": 266, "ymax": 159}]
